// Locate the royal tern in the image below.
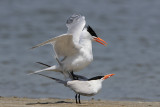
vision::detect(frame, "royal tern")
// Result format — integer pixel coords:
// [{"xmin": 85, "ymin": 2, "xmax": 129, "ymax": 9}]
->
[
  {"xmin": 34, "ymin": 73, "xmax": 115, "ymax": 104},
  {"xmin": 31, "ymin": 14, "xmax": 107, "ymax": 76}
]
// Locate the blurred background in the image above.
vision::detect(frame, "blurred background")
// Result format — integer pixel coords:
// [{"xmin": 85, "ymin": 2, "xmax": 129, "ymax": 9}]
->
[{"xmin": 0, "ymin": 0, "xmax": 160, "ymax": 101}]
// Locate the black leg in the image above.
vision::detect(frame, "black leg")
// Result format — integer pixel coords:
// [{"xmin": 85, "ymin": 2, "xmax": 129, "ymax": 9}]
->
[
  {"xmin": 71, "ymin": 71, "xmax": 74, "ymax": 79},
  {"xmin": 78, "ymin": 94, "xmax": 81, "ymax": 104},
  {"xmin": 71, "ymin": 71, "xmax": 78, "ymax": 80},
  {"xmin": 75, "ymin": 94, "xmax": 78, "ymax": 104}
]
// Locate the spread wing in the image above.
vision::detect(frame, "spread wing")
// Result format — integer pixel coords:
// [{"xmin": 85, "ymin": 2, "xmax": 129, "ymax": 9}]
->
[
  {"xmin": 32, "ymin": 14, "xmax": 86, "ymax": 58},
  {"xmin": 31, "ymin": 34, "xmax": 80, "ymax": 58}
]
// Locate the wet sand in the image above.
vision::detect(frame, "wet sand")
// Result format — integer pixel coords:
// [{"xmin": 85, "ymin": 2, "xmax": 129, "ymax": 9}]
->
[{"xmin": 0, "ymin": 97, "xmax": 160, "ymax": 107}]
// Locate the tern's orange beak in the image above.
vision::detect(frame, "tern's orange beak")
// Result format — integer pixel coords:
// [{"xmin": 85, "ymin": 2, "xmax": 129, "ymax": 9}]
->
[
  {"xmin": 93, "ymin": 37, "xmax": 108, "ymax": 46},
  {"xmin": 103, "ymin": 74, "xmax": 115, "ymax": 80}
]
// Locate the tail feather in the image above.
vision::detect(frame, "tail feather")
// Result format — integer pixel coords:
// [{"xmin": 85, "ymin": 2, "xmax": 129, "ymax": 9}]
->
[
  {"xmin": 35, "ymin": 62, "xmax": 88, "ymax": 80},
  {"xmin": 28, "ymin": 65, "xmax": 61, "ymax": 75},
  {"xmin": 36, "ymin": 62, "xmax": 51, "ymax": 67},
  {"xmin": 35, "ymin": 73, "xmax": 67, "ymax": 86},
  {"xmin": 35, "ymin": 61, "xmax": 71, "ymax": 80}
]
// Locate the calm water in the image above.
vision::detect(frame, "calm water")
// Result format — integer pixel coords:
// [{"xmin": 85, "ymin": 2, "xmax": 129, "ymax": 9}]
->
[{"xmin": 0, "ymin": 0, "xmax": 160, "ymax": 101}]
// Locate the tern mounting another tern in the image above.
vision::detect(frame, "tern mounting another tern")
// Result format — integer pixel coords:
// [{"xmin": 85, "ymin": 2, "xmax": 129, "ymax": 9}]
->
[{"xmin": 30, "ymin": 14, "xmax": 107, "ymax": 77}]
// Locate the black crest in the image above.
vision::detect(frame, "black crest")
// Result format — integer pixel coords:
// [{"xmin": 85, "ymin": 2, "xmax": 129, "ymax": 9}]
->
[
  {"xmin": 88, "ymin": 76, "xmax": 103, "ymax": 80},
  {"xmin": 87, "ymin": 25, "xmax": 98, "ymax": 37}
]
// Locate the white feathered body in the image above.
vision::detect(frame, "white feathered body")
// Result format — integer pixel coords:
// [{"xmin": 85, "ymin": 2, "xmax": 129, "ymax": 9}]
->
[
  {"xmin": 67, "ymin": 79, "xmax": 103, "ymax": 96},
  {"xmin": 62, "ymin": 29, "xmax": 93, "ymax": 72}
]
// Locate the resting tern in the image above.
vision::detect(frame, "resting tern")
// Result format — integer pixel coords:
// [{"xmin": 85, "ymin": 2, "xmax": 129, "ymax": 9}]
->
[
  {"xmin": 34, "ymin": 73, "xmax": 115, "ymax": 104},
  {"xmin": 31, "ymin": 14, "xmax": 107, "ymax": 76}
]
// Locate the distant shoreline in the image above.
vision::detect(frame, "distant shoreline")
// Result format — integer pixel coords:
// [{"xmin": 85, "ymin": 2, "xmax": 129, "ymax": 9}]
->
[{"xmin": 0, "ymin": 97, "xmax": 160, "ymax": 107}]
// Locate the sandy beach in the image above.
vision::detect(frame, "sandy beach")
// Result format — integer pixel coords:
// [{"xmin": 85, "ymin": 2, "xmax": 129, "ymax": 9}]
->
[{"xmin": 0, "ymin": 97, "xmax": 159, "ymax": 107}]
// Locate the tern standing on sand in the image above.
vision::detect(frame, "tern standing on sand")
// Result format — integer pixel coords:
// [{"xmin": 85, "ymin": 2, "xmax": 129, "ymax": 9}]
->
[{"xmin": 35, "ymin": 73, "xmax": 115, "ymax": 104}]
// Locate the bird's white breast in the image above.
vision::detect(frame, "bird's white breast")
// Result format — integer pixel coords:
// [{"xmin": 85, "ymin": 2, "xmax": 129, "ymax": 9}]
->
[
  {"xmin": 62, "ymin": 50, "xmax": 93, "ymax": 72},
  {"xmin": 62, "ymin": 38, "xmax": 93, "ymax": 72},
  {"xmin": 67, "ymin": 80, "xmax": 102, "ymax": 96}
]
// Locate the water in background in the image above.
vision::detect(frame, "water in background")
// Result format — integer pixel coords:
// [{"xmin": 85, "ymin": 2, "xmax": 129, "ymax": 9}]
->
[{"xmin": 0, "ymin": 0, "xmax": 160, "ymax": 101}]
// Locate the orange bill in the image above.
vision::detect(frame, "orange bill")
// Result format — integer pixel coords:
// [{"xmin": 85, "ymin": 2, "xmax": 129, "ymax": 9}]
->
[
  {"xmin": 103, "ymin": 74, "xmax": 115, "ymax": 80},
  {"xmin": 94, "ymin": 37, "xmax": 108, "ymax": 46}
]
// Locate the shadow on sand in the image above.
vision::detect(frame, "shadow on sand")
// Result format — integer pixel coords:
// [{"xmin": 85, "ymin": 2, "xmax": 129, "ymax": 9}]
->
[{"xmin": 26, "ymin": 100, "xmax": 73, "ymax": 105}]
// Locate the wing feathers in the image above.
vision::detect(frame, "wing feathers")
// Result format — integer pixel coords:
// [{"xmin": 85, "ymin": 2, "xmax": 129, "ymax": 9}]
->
[
  {"xmin": 31, "ymin": 34, "xmax": 72, "ymax": 49},
  {"xmin": 31, "ymin": 34, "xmax": 79, "ymax": 57}
]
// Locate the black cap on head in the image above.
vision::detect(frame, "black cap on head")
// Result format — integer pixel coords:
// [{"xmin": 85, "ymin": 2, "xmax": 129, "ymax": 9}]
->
[
  {"xmin": 87, "ymin": 25, "xmax": 98, "ymax": 37},
  {"xmin": 88, "ymin": 76, "xmax": 103, "ymax": 80}
]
